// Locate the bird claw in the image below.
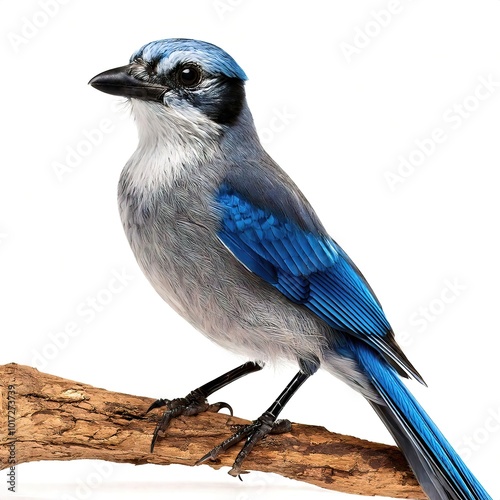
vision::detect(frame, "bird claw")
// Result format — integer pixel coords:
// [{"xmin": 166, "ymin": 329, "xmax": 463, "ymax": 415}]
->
[
  {"xmin": 208, "ymin": 401, "xmax": 234, "ymax": 416},
  {"xmin": 146, "ymin": 398, "xmax": 170, "ymax": 413},
  {"xmin": 195, "ymin": 411, "xmax": 291, "ymax": 477},
  {"xmin": 147, "ymin": 390, "xmax": 233, "ymax": 452}
]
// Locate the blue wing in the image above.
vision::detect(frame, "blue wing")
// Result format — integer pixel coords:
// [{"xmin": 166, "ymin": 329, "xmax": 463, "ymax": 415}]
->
[{"xmin": 216, "ymin": 182, "xmax": 423, "ymax": 383}]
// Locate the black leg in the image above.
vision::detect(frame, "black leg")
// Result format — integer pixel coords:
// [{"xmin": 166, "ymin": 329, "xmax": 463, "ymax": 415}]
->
[
  {"xmin": 148, "ymin": 361, "xmax": 263, "ymax": 452},
  {"xmin": 196, "ymin": 369, "xmax": 311, "ymax": 476}
]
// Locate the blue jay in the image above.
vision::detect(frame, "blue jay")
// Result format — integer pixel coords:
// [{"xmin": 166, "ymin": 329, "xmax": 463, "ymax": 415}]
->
[{"xmin": 90, "ymin": 38, "xmax": 491, "ymax": 499}]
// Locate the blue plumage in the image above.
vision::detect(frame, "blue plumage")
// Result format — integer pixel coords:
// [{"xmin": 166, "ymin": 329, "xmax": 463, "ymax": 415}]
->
[
  {"xmin": 216, "ymin": 182, "xmax": 491, "ymax": 498},
  {"xmin": 355, "ymin": 343, "xmax": 492, "ymax": 499},
  {"xmin": 90, "ymin": 37, "xmax": 492, "ymax": 499},
  {"xmin": 217, "ymin": 184, "xmax": 422, "ymax": 381},
  {"xmin": 131, "ymin": 38, "xmax": 248, "ymax": 81}
]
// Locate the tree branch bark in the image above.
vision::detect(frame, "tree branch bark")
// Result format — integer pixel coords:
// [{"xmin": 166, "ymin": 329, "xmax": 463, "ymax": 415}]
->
[{"xmin": 0, "ymin": 363, "xmax": 423, "ymax": 498}]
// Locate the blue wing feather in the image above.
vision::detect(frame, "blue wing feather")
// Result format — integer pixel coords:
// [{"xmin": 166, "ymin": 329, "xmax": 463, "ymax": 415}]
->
[
  {"xmin": 216, "ymin": 179, "xmax": 489, "ymax": 498},
  {"xmin": 217, "ymin": 183, "xmax": 423, "ymax": 382}
]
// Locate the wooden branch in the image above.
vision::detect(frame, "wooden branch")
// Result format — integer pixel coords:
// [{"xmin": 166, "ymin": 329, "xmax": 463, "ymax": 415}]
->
[{"xmin": 0, "ymin": 363, "xmax": 424, "ymax": 498}]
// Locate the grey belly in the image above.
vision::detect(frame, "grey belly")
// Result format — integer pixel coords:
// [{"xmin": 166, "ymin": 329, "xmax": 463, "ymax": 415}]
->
[{"xmin": 122, "ymin": 207, "xmax": 331, "ymax": 365}]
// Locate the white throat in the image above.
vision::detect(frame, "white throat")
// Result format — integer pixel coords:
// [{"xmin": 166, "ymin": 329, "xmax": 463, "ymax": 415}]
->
[{"xmin": 122, "ymin": 99, "xmax": 223, "ymax": 192}]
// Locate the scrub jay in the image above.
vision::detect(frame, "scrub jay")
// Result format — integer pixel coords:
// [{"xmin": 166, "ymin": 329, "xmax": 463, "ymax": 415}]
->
[{"xmin": 90, "ymin": 38, "xmax": 491, "ymax": 499}]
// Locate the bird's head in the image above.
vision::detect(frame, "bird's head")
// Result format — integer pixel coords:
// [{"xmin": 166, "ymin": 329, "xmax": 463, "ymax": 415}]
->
[{"xmin": 90, "ymin": 38, "xmax": 248, "ymax": 128}]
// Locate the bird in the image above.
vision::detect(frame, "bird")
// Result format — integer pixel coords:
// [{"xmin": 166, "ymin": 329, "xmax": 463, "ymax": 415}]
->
[{"xmin": 89, "ymin": 38, "xmax": 491, "ymax": 499}]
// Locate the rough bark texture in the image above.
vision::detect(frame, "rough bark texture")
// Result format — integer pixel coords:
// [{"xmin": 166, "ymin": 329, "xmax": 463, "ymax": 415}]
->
[{"xmin": 0, "ymin": 363, "xmax": 424, "ymax": 498}]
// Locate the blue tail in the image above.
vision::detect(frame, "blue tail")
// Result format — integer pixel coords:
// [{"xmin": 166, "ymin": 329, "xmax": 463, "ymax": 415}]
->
[{"xmin": 355, "ymin": 345, "xmax": 491, "ymax": 500}]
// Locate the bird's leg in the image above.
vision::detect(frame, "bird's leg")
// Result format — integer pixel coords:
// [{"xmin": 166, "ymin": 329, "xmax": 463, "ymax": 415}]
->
[
  {"xmin": 196, "ymin": 370, "xmax": 311, "ymax": 477},
  {"xmin": 147, "ymin": 361, "xmax": 263, "ymax": 452}
]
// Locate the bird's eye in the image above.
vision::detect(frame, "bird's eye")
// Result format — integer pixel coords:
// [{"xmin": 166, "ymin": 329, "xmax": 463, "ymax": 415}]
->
[{"xmin": 178, "ymin": 65, "xmax": 201, "ymax": 87}]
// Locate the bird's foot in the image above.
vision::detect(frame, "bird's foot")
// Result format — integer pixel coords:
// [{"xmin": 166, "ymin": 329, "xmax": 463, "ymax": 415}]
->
[
  {"xmin": 195, "ymin": 411, "xmax": 291, "ymax": 477},
  {"xmin": 147, "ymin": 389, "xmax": 232, "ymax": 452}
]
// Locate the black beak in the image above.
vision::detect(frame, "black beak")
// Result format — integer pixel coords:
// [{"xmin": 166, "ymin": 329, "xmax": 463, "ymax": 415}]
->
[{"xmin": 89, "ymin": 64, "xmax": 167, "ymax": 101}]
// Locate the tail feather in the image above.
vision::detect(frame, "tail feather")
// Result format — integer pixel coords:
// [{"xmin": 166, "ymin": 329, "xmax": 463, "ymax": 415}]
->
[{"xmin": 355, "ymin": 345, "xmax": 491, "ymax": 500}]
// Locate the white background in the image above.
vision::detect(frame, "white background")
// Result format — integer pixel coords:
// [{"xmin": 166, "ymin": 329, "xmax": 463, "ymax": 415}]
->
[{"xmin": 2, "ymin": 1, "xmax": 499, "ymax": 498}]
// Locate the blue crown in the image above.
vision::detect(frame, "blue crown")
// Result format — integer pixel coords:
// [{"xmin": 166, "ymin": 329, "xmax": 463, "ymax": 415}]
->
[{"xmin": 130, "ymin": 38, "xmax": 248, "ymax": 81}]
